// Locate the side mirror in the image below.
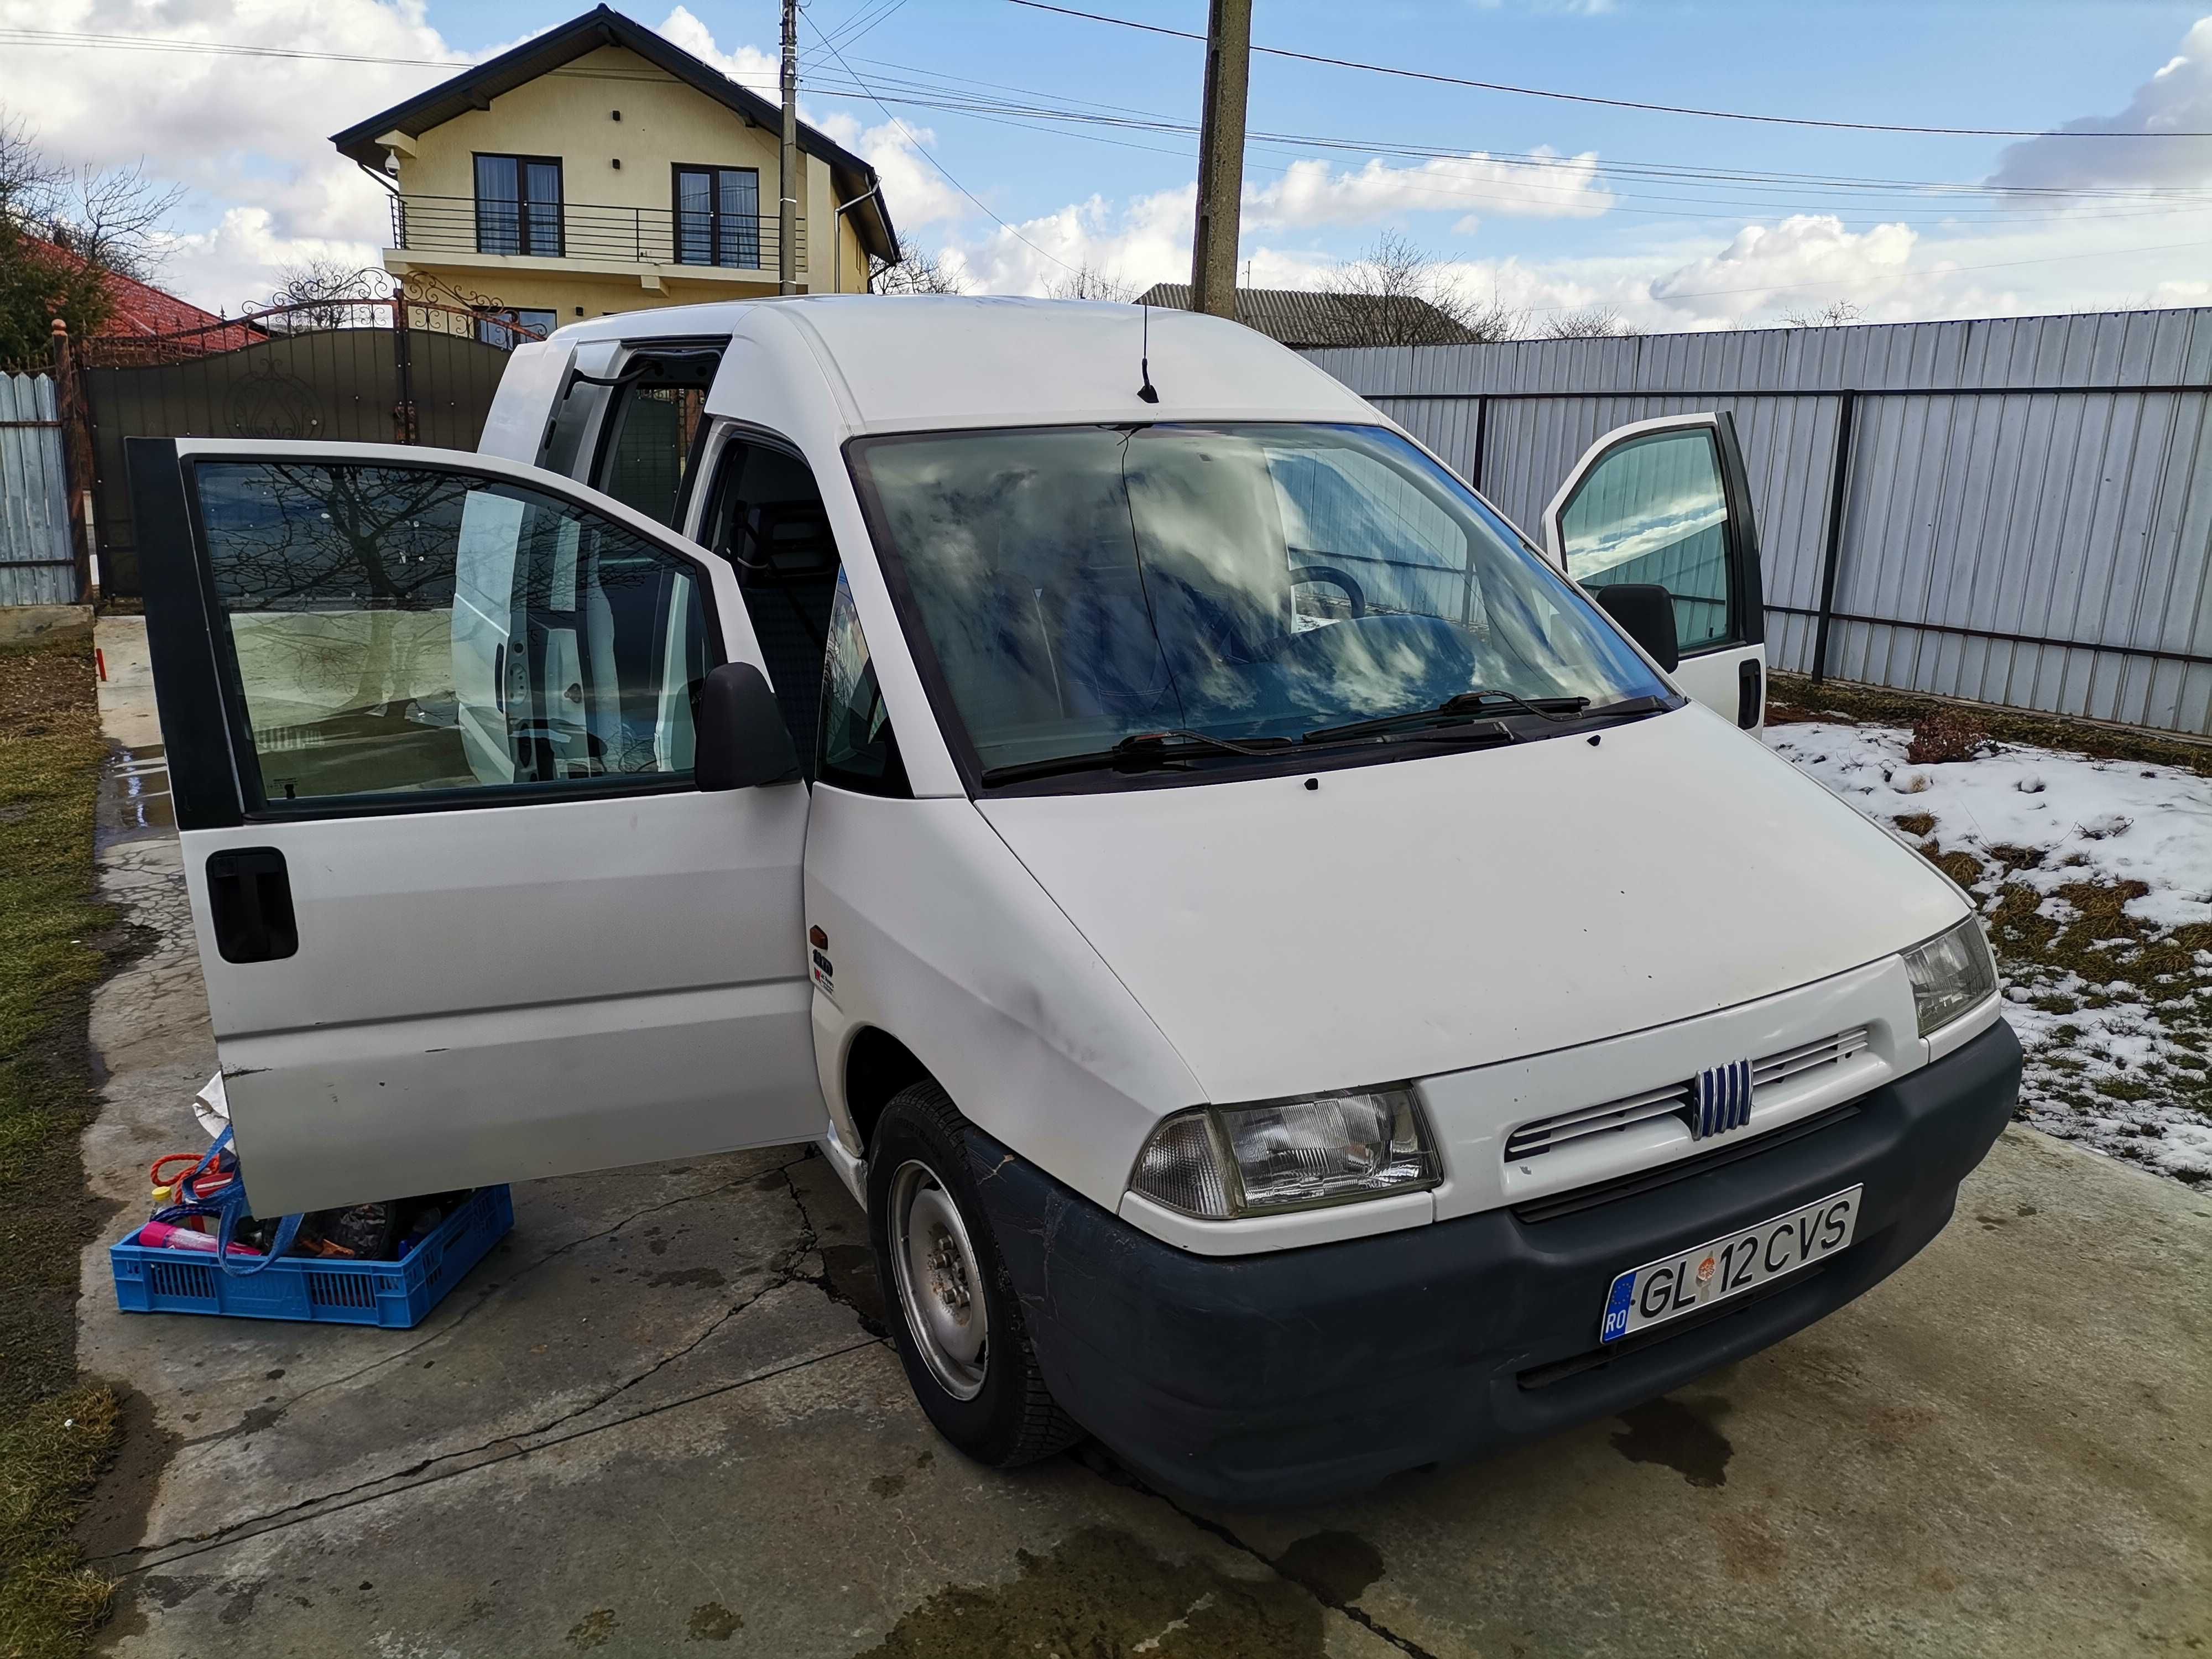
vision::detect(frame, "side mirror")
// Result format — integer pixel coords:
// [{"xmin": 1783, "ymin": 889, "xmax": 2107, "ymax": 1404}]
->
[
  {"xmin": 696, "ymin": 662, "xmax": 800, "ymax": 790},
  {"xmin": 1594, "ymin": 583, "xmax": 1680, "ymax": 674}
]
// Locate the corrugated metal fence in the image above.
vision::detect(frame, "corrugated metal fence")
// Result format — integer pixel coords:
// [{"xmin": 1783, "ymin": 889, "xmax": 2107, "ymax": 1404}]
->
[
  {"xmin": 1, "ymin": 373, "xmax": 76, "ymax": 607},
  {"xmin": 1306, "ymin": 309, "xmax": 2212, "ymax": 736}
]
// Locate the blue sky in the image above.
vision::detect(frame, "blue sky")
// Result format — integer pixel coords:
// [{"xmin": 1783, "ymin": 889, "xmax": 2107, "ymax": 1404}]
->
[{"xmin": 7, "ymin": 0, "xmax": 2211, "ymax": 327}]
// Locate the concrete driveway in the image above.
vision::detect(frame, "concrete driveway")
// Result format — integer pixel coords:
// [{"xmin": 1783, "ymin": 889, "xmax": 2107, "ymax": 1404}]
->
[{"xmin": 79, "ymin": 618, "xmax": 2211, "ymax": 1658}]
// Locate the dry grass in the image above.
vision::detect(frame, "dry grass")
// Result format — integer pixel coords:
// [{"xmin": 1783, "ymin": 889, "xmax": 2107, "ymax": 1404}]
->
[
  {"xmin": 1767, "ymin": 671, "xmax": 2212, "ymax": 778},
  {"xmin": 0, "ymin": 1388, "xmax": 117, "ymax": 1659},
  {"xmin": 0, "ymin": 631, "xmax": 124, "ymax": 1657}
]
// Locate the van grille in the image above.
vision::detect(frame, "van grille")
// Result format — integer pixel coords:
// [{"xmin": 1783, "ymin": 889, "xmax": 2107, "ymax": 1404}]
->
[{"xmin": 1504, "ymin": 1026, "xmax": 1871, "ymax": 1161}]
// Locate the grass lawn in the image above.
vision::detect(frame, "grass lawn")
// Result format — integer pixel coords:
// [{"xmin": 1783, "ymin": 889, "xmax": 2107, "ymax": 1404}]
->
[{"xmin": 0, "ymin": 629, "xmax": 125, "ymax": 1659}]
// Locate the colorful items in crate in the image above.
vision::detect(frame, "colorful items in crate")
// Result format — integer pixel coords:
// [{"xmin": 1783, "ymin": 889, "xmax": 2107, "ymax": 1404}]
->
[
  {"xmin": 134, "ymin": 1135, "xmax": 469, "ymax": 1267},
  {"xmin": 111, "ymin": 1186, "xmax": 515, "ymax": 1328},
  {"xmin": 113, "ymin": 1080, "xmax": 515, "ymax": 1327},
  {"xmin": 137, "ymin": 1125, "xmax": 300, "ymax": 1273}
]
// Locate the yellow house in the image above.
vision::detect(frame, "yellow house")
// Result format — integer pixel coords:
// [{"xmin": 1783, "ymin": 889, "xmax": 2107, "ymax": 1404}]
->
[{"xmin": 331, "ymin": 6, "xmax": 899, "ymax": 338}]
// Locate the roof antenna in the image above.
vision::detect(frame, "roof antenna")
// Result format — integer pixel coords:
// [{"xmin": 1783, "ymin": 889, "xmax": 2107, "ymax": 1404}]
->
[{"xmin": 1137, "ymin": 297, "xmax": 1160, "ymax": 404}]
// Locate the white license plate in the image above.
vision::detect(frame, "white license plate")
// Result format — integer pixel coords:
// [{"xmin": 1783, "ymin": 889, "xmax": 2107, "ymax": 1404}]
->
[{"xmin": 1599, "ymin": 1186, "xmax": 1862, "ymax": 1344}]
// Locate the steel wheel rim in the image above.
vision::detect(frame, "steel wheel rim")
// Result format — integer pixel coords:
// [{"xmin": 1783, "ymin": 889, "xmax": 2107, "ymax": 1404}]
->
[{"xmin": 887, "ymin": 1159, "xmax": 988, "ymax": 1401}]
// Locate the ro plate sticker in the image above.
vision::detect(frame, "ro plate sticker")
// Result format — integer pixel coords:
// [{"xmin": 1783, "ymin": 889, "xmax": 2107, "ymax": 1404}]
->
[{"xmin": 1600, "ymin": 1273, "xmax": 1636, "ymax": 1343}]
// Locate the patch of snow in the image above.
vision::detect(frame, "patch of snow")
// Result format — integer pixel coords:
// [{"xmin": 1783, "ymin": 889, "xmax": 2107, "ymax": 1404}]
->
[
  {"xmin": 1768, "ymin": 722, "xmax": 2212, "ymax": 929},
  {"xmin": 1772, "ymin": 719, "xmax": 2211, "ymax": 1186}
]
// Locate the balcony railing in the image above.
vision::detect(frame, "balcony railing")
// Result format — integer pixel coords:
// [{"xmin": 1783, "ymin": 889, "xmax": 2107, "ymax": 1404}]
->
[{"xmin": 389, "ymin": 194, "xmax": 802, "ymax": 273}]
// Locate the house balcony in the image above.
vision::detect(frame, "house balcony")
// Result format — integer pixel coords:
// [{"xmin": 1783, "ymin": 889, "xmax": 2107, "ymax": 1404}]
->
[{"xmin": 385, "ymin": 193, "xmax": 804, "ymax": 290}]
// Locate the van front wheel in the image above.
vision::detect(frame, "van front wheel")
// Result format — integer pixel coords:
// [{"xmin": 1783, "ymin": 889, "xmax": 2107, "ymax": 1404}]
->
[{"xmin": 867, "ymin": 1082, "xmax": 1081, "ymax": 1467}]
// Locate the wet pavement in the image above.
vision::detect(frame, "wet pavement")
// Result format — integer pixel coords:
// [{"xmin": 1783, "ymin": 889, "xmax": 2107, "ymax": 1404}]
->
[{"xmin": 75, "ymin": 614, "xmax": 2212, "ymax": 1657}]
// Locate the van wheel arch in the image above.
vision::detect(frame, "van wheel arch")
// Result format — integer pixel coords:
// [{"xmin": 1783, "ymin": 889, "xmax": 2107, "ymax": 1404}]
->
[{"xmin": 842, "ymin": 1027, "xmax": 931, "ymax": 1155}]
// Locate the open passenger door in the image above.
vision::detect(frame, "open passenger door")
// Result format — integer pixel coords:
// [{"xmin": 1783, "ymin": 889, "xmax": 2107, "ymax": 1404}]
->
[
  {"xmin": 1542, "ymin": 412, "xmax": 1766, "ymax": 729},
  {"xmin": 128, "ymin": 437, "xmax": 824, "ymax": 1215}
]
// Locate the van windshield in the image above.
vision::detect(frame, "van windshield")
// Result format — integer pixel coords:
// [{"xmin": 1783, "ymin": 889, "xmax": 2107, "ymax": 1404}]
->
[{"xmin": 848, "ymin": 422, "xmax": 1669, "ymax": 781}]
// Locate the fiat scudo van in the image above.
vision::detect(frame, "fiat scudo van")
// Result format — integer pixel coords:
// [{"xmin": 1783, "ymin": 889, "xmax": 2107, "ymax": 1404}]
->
[{"xmin": 127, "ymin": 296, "xmax": 2020, "ymax": 1504}]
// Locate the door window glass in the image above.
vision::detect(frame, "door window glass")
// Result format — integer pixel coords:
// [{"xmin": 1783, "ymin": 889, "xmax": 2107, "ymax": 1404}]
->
[
  {"xmin": 817, "ymin": 570, "xmax": 907, "ymax": 795},
  {"xmin": 698, "ymin": 437, "xmax": 842, "ymax": 769},
  {"xmin": 594, "ymin": 352, "xmax": 721, "ymax": 525},
  {"xmin": 1557, "ymin": 428, "xmax": 1733, "ymax": 651},
  {"xmin": 193, "ymin": 461, "xmax": 715, "ymax": 806}
]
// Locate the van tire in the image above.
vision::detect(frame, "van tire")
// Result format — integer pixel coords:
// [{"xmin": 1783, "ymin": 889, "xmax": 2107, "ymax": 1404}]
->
[{"xmin": 867, "ymin": 1081, "xmax": 1082, "ymax": 1468}]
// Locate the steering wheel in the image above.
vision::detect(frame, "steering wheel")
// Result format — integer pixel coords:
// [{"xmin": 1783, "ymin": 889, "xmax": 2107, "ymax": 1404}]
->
[{"xmin": 1289, "ymin": 564, "xmax": 1366, "ymax": 620}]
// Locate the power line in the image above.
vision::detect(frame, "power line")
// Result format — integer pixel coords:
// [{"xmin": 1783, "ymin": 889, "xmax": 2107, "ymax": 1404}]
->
[
  {"xmin": 9, "ymin": 24, "xmax": 2207, "ymax": 240},
  {"xmin": 11, "ymin": 23, "xmax": 2209, "ymax": 220},
  {"xmin": 823, "ymin": 0, "xmax": 911, "ymax": 53},
  {"xmin": 0, "ymin": 27, "xmax": 465, "ymax": 68},
  {"xmin": 1003, "ymin": 0, "xmax": 2212, "ymax": 141},
  {"xmin": 820, "ymin": 74, "xmax": 2212, "ymax": 225},
  {"xmin": 797, "ymin": 11, "xmax": 1081, "ymax": 273}
]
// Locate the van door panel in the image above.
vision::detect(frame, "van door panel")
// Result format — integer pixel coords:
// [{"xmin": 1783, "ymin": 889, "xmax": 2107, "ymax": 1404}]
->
[
  {"xmin": 131, "ymin": 436, "xmax": 821, "ymax": 1215},
  {"xmin": 1542, "ymin": 412, "xmax": 1766, "ymax": 728}
]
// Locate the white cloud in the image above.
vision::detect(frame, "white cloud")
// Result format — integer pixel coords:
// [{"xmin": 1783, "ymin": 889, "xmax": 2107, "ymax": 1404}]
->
[
  {"xmin": 1991, "ymin": 16, "xmax": 2212, "ymax": 190},
  {"xmin": 152, "ymin": 208, "xmax": 388, "ymax": 314},
  {"xmin": 816, "ymin": 114, "xmax": 964, "ymax": 231},
  {"xmin": 940, "ymin": 186, "xmax": 1195, "ymax": 296},
  {"xmin": 1646, "ymin": 214, "xmax": 1917, "ymax": 322},
  {"xmin": 1243, "ymin": 149, "xmax": 1611, "ymax": 233},
  {"xmin": 0, "ymin": 0, "xmax": 479, "ymax": 310},
  {"xmin": 0, "ymin": 1, "xmax": 797, "ymax": 311},
  {"xmin": 653, "ymin": 4, "xmax": 777, "ymax": 85}
]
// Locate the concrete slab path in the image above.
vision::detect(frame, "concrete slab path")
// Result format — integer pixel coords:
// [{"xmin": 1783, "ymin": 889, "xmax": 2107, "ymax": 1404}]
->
[{"xmin": 77, "ymin": 617, "xmax": 2212, "ymax": 1657}]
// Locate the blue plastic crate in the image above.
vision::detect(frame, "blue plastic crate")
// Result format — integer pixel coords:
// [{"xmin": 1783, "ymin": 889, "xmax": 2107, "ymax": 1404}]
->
[{"xmin": 111, "ymin": 1186, "xmax": 514, "ymax": 1328}]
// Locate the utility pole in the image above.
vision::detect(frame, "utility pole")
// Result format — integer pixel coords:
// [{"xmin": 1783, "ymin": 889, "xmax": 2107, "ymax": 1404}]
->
[
  {"xmin": 779, "ymin": 0, "xmax": 800, "ymax": 293},
  {"xmin": 1188, "ymin": 0, "xmax": 1251, "ymax": 319}
]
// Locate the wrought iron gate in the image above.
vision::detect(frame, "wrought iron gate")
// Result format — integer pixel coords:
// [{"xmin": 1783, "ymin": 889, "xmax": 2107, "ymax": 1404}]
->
[{"xmin": 69, "ymin": 297, "xmax": 538, "ymax": 598}]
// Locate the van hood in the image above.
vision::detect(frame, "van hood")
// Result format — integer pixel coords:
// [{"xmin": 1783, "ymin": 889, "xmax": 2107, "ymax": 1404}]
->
[{"xmin": 975, "ymin": 705, "xmax": 1967, "ymax": 1105}]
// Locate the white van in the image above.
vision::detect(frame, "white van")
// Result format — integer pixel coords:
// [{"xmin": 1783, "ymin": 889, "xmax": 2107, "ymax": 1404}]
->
[{"xmin": 127, "ymin": 296, "xmax": 2019, "ymax": 1505}]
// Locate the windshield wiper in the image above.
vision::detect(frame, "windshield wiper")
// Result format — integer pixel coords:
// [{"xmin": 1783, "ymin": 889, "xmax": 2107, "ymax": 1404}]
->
[
  {"xmin": 1299, "ymin": 690, "xmax": 1674, "ymax": 748},
  {"xmin": 978, "ymin": 729, "xmax": 1291, "ymax": 786},
  {"xmin": 1301, "ymin": 690, "xmax": 1588, "ymax": 746}
]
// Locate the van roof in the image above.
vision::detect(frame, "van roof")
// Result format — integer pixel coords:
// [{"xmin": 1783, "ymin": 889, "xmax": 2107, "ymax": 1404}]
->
[{"xmin": 552, "ymin": 295, "xmax": 1381, "ymax": 434}]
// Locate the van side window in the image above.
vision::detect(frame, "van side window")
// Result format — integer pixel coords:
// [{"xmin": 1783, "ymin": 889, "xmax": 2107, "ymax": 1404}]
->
[
  {"xmin": 192, "ymin": 460, "xmax": 714, "ymax": 809},
  {"xmin": 818, "ymin": 570, "xmax": 909, "ymax": 796},
  {"xmin": 697, "ymin": 435, "xmax": 844, "ymax": 778},
  {"xmin": 593, "ymin": 351, "xmax": 721, "ymax": 525}
]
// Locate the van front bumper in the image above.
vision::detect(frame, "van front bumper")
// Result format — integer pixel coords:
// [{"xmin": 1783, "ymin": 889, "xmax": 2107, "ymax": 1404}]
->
[{"xmin": 968, "ymin": 1018, "xmax": 2022, "ymax": 1507}]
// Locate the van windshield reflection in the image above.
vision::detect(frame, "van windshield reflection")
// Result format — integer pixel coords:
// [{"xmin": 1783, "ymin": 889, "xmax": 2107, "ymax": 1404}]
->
[{"xmin": 848, "ymin": 423, "xmax": 1670, "ymax": 783}]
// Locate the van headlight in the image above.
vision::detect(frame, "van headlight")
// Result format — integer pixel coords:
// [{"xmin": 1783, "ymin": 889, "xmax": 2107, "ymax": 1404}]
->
[
  {"xmin": 1901, "ymin": 916, "xmax": 1999, "ymax": 1036},
  {"xmin": 1129, "ymin": 1087, "xmax": 1440, "ymax": 1219}
]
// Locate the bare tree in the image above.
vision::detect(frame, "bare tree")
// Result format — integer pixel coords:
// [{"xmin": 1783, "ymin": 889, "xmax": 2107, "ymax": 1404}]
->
[
  {"xmin": 1779, "ymin": 298, "xmax": 1865, "ymax": 328},
  {"xmin": 1048, "ymin": 262, "xmax": 1136, "ymax": 302},
  {"xmin": 872, "ymin": 243, "xmax": 967, "ymax": 295},
  {"xmin": 62, "ymin": 159, "xmax": 185, "ymax": 279},
  {"xmin": 1, "ymin": 109, "xmax": 181, "ymax": 363},
  {"xmin": 0, "ymin": 112, "xmax": 65, "ymax": 225},
  {"xmin": 1320, "ymin": 231, "xmax": 1520, "ymax": 346},
  {"xmin": 1538, "ymin": 302, "xmax": 1642, "ymax": 340},
  {"xmin": 259, "ymin": 261, "xmax": 393, "ymax": 330}
]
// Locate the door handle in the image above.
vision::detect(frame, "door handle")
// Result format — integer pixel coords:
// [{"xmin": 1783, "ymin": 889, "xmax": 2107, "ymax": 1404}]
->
[
  {"xmin": 206, "ymin": 848, "xmax": 299, "ymax": 963},
  {"xmin": 1737, "ymin": 660, "xmax": 1764, "ymax": 730}
]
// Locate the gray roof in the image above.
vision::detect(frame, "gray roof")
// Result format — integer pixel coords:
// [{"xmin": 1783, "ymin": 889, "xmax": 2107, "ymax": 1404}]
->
[
  {"xmin": 1135, "ymin": 283, "xmax": 1477, "ymax": 349},
  {"xmin": 330, "ymin": 6, "xmax": 897, "ymax": 264}
]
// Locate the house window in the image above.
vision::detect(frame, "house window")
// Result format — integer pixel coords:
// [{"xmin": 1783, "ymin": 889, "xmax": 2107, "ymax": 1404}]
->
[
  {"xmin": 673, "ymin": 166, "xmax": 760, "ymax": 268},
  {"xmin": 473, "ymin": 308, "xmax": 559, "ymax": 348},
  {"xmin": 475, "ymin": 154, "xmax": 564, "ymax": 256}
]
